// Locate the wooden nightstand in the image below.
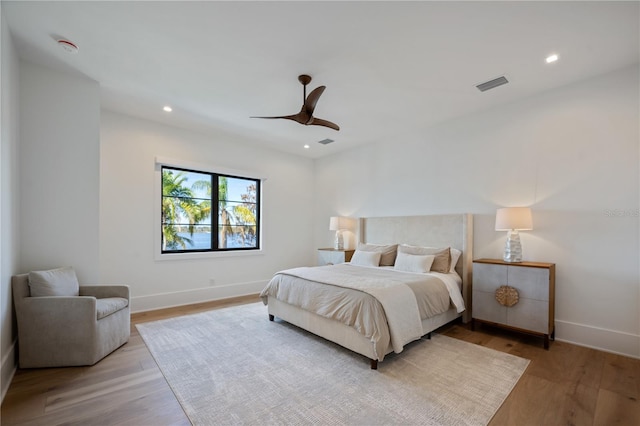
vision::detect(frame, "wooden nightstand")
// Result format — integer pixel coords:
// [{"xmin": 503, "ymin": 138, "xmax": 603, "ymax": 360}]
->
[
  {"xmin": 317, "ymin": 248, "xmax": 354, "ymax": 266},
  {"xmin": 472, "ymin": 258, "xmax": 556, "ymax": 349}
]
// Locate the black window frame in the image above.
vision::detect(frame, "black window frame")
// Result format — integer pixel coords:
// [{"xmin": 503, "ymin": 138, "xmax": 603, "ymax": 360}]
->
[{"xmin": 160, "ymin": 165, "xmax": 261, "ymax": 254}]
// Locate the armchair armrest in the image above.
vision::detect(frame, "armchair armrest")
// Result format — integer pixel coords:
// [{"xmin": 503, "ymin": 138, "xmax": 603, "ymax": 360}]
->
[
  {"xmin": 18, "ymin": 296, "xmax": 98, "ymax": 339},
  {"xmin": 16, "ymin": 296, "xmax": 99, "ymax": 366},
  {"xmin": 80, "ymin": 285, "xmax": 130, "ymax": 301}
]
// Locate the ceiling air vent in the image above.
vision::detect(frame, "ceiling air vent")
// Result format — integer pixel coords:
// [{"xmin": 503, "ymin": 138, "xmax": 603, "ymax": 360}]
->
[
  {"xmin": 318, "ymin": 138, "xmax": 334, "ymax": 145},
  {"xmin": 476, "ymin": 76, "xmax": 509, "ymax": 92}
]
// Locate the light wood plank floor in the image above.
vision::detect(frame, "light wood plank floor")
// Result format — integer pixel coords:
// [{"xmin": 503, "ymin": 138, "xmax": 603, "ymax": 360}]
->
[{"xmin": 2, "ymin": 297, "xmax": 638, "ymax": 425}]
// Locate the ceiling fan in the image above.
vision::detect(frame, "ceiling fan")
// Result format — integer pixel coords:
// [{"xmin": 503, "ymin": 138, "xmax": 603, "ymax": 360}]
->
[{"xmin": 251, "ymin": 74, "xmax": 340, "ymax": 131}]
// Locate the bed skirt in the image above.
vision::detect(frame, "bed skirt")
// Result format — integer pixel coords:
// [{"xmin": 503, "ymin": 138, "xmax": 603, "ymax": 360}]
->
[{"xmin": 266, "ymin": 297, "xmax": 461, "ymax": 368}]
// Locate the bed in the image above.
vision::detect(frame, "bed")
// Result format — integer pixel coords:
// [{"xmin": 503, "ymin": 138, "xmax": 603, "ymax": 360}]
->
[{"xmin": 261, "ymin": 214, "xmax": 473, "ymax": 369}]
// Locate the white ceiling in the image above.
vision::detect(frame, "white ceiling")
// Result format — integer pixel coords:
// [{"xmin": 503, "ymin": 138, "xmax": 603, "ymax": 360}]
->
[{"xmin": 4, "ymin": 1, "xmax": 639, "ymax": 158}]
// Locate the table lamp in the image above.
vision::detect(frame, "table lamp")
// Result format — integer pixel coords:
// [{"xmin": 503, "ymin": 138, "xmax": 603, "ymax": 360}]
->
[
  {"xmin": 495, "ymin": 207, "xmax": 533, "ymax": 262},
  {"xmin": 329, "ymin": 216, "xmax": 351, "ymax": 250}
]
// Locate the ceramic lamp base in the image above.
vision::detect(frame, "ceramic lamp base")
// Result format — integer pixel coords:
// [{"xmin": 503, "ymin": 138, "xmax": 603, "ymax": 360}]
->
[
  {"xmin": 503, "ymin": 230, "xmax": 523, "ymax": 262},
  {"xmin": 334, "ymin": 230, "xmax": 344, "ymax": 250}
]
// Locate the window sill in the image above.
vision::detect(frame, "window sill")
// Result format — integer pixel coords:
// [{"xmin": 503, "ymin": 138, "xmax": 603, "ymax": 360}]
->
[{"xmin": 155, "ymin": 249, "xmax": 264, "ymax": 262}]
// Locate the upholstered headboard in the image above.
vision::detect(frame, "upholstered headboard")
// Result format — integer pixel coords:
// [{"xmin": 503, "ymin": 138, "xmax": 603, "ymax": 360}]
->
[{"xmin": 357, "ymin": 214, "xmax": 473, "ymax": 322}]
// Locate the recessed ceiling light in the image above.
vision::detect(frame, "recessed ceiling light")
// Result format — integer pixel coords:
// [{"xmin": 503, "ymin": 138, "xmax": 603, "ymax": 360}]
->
[
  {"xmin": 163, "ymin": 106, "xmax": 172, "ymax": 112},
  {"xmin": 546, "ymin": 54, "xmax": 559, "ymax": 64},
  {"xmin": 57, "ymin": 39, "xmax": 78, "ymax": 54},
  {"xmin": 303, "ymin": 144, "xmax": 310, "ymax": 149}
]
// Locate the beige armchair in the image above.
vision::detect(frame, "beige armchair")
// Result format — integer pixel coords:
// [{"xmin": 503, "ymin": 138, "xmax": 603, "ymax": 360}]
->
[{"xmin": 12, "ymin": 269, "xmax": 130, "ymax": 368}]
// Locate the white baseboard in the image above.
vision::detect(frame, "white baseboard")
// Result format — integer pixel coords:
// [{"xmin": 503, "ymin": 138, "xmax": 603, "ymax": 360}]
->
[
  {"xmin": 1, "ymin": 340, "xmax": 17, "ymax": 403},
  {"xmin": 131, "ymin": 280, "xmax": 268, "ymax": 313},
  {"xmin": 555, "ymin": 319, "xmax": 639, "ymax": 359}
]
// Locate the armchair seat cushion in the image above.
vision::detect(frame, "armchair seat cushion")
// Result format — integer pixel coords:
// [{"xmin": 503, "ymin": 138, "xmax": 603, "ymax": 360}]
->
[{"xmin": 96, "ymin": 297, "xmax": 129, "ymax": 320}]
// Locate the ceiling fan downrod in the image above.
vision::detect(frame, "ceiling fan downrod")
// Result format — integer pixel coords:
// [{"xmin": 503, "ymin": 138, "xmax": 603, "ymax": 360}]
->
[{"xmin": 298, "ymin": 74, "xmax": 312, "ymax": 104}]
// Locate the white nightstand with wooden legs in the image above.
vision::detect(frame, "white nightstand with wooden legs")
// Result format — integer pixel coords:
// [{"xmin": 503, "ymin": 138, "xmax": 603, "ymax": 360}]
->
[{"xmin": 472, "ymin": 258, "xmax": 556, "ymax": 349}]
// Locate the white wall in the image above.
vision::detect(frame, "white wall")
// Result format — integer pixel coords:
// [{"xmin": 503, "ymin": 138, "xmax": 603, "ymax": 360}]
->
[
  {"xmin": 314, "ymin": 65, "xmax": 640, "ymax": 358},
  {"xmin": 99, "ymin": 111, "xmax": 315, "ymax": 311},
  {"xmin": 0, "ymin": 6, "xmax": 21, "ymax": 401},
  {"xmin": 18, "ymin": 62, "xmax": 101, "ymax": 282}
]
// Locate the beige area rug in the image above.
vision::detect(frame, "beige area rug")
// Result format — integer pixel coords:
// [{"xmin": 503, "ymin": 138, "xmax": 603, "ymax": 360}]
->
[{"xmin": 137, "ymin": 302, "xmax": 529, "ymax": 426}]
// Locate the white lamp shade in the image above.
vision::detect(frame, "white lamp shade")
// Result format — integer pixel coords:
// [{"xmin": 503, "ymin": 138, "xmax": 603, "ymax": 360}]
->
[
  {"xmin": 495, "ymin": 207, "xmax": 533, "ymax": 231},
  {"xmin": 329, "ymin": 216, "xmax": 353, "ymax": 231}
]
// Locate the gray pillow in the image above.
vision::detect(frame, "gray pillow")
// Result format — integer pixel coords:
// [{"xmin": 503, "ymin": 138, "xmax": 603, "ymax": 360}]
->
[{"xmin": 28, "ymin": 267, "xmax": 80, "ymax": 297}]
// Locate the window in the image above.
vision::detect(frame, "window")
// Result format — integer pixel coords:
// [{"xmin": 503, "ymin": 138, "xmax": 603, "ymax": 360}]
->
[{"xmin": 161, "ymin": 166, "xmax": 260, "ymax": 253}]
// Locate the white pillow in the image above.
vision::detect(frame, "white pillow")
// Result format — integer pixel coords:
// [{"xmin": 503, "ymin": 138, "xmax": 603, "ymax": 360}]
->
[
  {"xmin": 28, "ymin": 266, "xmax": 80, "ymax": 297},
  {"xmin": 450, "ymin": 248, "xmax": 462, "ymax": 273},
  {"xmin": 398, "ymin": 244, "xmax": 451, "ymax": 273},
  {"xmin": 394, "ymin": 252, "xmax": 435, "ymax": 273},
  {"xmin": 350, "ymin": 250, "xmax": 382, "ymax": 267},
  {"xmin": 357, "ymin": 243, "xmax": 397, "ymax": 266}
]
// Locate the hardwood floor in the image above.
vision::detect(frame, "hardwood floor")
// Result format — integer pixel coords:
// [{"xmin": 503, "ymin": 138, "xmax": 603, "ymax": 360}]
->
[
  {"xmin": 442, "ymin": 323, "xmax": 639, "ymax": 426},
  {"xmin": 2, "ymin": 298, "xmax": 638, "ymax": 425}
]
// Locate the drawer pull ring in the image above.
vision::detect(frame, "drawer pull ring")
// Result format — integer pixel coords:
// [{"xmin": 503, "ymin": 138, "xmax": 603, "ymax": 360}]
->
[{"xmin": 495, "ymin": 285, "xmax": 519, "ymax": 307}]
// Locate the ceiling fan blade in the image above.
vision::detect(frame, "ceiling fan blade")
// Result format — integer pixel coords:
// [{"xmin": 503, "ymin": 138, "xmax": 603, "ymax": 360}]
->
[
  {"xmin": 251, "ymin": 114, "xmax": 297, "ymax": 120},
  {"xmin": 309, "ymin": 117, "xmax": 340, "ymax": 131},
  {"xmin": 304, "ymin": 86, "xmax": 326, "ymax": 116},
  {"xmin": 251, "ymin": 112, "xmax": 308, "ymax": 125}
]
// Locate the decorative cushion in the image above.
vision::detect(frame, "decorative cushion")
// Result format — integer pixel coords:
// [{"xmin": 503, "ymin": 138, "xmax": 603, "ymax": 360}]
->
[
  {"xmin": 398, "ymin": 245, "xmax": 451, "ymax": 273},
  {"xmin": 96, "ymin": 297, "xmax": 129, "ymax": 320},
  {"xmin": 28, "ymin": 267, "xmax": 80, "ymax": 297},
  {"xmin": 394, "ymin": 252, "xmax": 435, "ymax": 273},
  {"xmin": 350, "ymin": 250, "xmax": 382, "ymax": 267},
  {"xmin": 357, "ymin": 243, "xmax": 398, "ymax": 266}
]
